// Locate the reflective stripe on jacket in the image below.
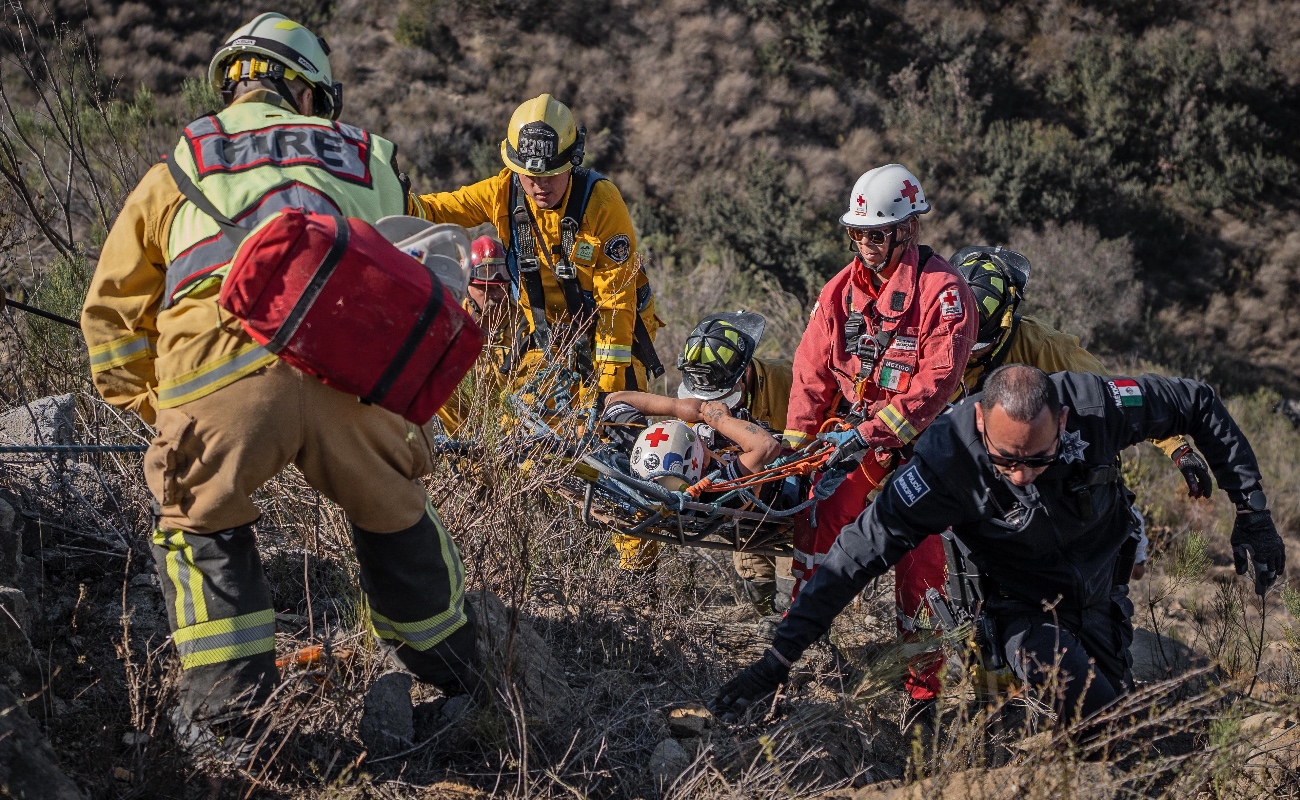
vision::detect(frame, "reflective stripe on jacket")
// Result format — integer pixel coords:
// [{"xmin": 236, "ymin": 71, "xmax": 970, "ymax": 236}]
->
[
  {"xmin": 411, "ymin": 168, "xmax": 656, "ymax": 392},
  {"xmin": 784, "ymin": 244, "xmax": 976, "ymax": 450},
  {"xmin": 82, "ymin": 92, "xmax": 408, "ymax": 419}
]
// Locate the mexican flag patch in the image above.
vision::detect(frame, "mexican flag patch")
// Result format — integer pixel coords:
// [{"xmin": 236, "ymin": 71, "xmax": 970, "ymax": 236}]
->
[
  {"xmin": 1107, "ymin": 379, "xmax": 1143, "ymax": 408},
  {"xmin": 878, "ymin": 360, "xmax": 912, "ymax": 392}
]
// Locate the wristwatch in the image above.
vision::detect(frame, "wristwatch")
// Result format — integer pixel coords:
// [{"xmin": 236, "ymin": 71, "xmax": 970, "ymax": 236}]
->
[{"xmin": 1233, "ymin": 489, "xmax": 1267, "ymax": 514}]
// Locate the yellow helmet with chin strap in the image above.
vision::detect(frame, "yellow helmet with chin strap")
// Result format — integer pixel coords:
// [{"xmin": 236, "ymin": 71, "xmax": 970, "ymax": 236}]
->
[
  {"xmin": 208, "ymin": 13, "xmax": 343, "ymax": 120},
  {"xmin": 500, "ymin": 94, "xmax": 586, "ymax": 176}
]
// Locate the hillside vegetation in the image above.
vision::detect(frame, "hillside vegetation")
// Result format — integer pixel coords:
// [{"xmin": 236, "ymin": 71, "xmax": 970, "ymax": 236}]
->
[{"xmin": 0, "ymin": 1, "xmax": 1299, "ymax": 799}]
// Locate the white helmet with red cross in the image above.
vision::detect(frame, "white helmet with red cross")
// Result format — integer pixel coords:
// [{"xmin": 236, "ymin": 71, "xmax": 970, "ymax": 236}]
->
[
  {"xmin": 629, "ymin": 420, "xmax": 706, "ymax": 491},
  {"xmin": 840, "ymin": 164, "xmax": 930, "ymax": 228}
]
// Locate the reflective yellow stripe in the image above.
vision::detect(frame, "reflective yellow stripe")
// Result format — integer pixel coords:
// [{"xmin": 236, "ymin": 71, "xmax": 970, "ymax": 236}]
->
[
  {"xmin": 366, "ymin": 500, "xmax": 467, "ymax": 652},
  {"xmin": 88, "ymin": 332, "xmax": 151, "ymax": 373},
  {"xmin": 152, "ymin": 528, "xmax": 209, "ymax": 628},
  {"xmin": 783, "ymin": 429, "xmax": 814, "ymax": 449},
  {"xmin": 877, "ymin": 404, "xmax": 918, "ymax": 444},
  {"xmin": 156, "ymin": 343, "xmax": 276, "ymax": 408},
  {"xmin": 594, "ymin": 343, "xmax": 632, "ymax": 363},
  {"xmin": 174, "ymin": 609, "xmax": 276, "ymax": 669}
]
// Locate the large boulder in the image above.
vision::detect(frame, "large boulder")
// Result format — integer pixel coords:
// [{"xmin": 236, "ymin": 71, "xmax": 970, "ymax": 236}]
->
[
  {"xmin": 466, "ymin": 591, "xmax": 572, "ymax": 722},
  {"xmin": 0, "ymin": 395, "xmax": 76, "ymax": 447},
  {"xmin": 0, "ymin": 685, "xmax": 86, "ymax": 799}
]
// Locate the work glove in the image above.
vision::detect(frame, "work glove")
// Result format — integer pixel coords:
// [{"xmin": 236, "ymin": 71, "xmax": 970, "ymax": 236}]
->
[
  {"xmin": 711, "ymin": 649, "xmax": 791, "ymax": 721},
  {"xmin": 1170, "ymin": 445, "xmax": 1212, "ymax": 499},
  {"xmin": 818, "ymin": 428, "xmax": 867, "ymax": 470},
  {"xmin": 1231, "ymin": 510, "xmax": 1286, "ymax": 596}
]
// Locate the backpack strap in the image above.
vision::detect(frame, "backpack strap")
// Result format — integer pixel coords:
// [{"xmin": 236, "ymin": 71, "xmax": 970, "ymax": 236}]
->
[
  {"xmin": 507, "ymin": 176, "xmax": 552, "ymax": 351},
  {"xmin": 165, "ymin": 156, "xmax": 247, "ymax": 246}
]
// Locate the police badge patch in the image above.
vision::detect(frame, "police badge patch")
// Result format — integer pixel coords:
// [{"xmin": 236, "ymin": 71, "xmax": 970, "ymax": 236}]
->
[
  {"xmin": 1058, "ymin": 429, "xmax": 1089, "ymax": 464},
  {"xmin": 894, "ymin": 465, "xmax": 931, "ymax": 507},
  {"xmin": 603, "ymin": 234, "xmax": 631, "ymax": 263}
]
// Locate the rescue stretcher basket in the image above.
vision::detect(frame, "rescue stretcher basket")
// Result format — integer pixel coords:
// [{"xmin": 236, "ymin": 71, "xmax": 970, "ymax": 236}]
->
[{"xmin": 559, "ymin": 449, "xmax": 796, "ymax": 556}]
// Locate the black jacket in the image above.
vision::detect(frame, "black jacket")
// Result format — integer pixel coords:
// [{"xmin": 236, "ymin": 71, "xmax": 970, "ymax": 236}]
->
[{"xmin": 773, "ymin": 372, "xmax": 1264, "ymax": 662}]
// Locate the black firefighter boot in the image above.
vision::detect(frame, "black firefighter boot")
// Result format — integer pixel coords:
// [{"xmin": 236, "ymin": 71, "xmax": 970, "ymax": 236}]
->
[
  {"xmin": 352, "ymin": 505, "xmax": 481, "ymax": 698},
  {"xmin": 151, "ymin": 524, "xmax": 280, "ymax": 767}
]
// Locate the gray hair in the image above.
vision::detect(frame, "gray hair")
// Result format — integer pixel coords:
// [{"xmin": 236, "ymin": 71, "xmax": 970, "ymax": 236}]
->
[{"xmin": 980, "ymin": 364, "xmax": 1062, "ymax": 422}]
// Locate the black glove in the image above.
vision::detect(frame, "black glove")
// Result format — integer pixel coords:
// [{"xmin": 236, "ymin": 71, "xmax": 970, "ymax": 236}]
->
[
  {"xmin": 1231, "ymin": 510, "xmax": 1285, "ymax": 596},
  {"xmin": 711, "ymin": 649, "xmax": 790, "ymax": 720},
  {"xmin": 1171, "ymin": 445, "xmax": 1212, "ymax": 499}
]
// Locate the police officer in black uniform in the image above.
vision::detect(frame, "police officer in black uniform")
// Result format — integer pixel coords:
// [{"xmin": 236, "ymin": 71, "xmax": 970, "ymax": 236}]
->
[{"xmin": 713, "ymin": 364, "xmax": 1285, "ymax": 724}]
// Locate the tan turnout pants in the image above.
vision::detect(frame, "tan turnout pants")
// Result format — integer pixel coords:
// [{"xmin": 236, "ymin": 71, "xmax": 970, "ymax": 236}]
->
[{"xmin": 146, "ymin": 359, "xmax": 434, "ymax": 534}]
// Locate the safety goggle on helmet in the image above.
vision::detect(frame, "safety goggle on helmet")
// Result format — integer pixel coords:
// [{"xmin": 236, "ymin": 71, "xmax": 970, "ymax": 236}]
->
[
  {"xmin": 209, "ymin": 13, "xmax": 344, "ymax": 120},
  {"xmin": 675, "ymin": 311, "xmax": 767, "ymax": 408}
]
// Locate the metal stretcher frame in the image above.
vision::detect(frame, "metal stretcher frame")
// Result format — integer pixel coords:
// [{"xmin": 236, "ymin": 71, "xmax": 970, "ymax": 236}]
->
[{"xmin": 559, "ymin": 452, "xmax": 795, "ymax": 556}]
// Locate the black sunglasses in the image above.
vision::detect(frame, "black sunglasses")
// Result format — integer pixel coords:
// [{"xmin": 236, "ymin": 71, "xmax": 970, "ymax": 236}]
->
[
  {"xmin": 848, "ymin": 226, "xmax": 896, "ymax": 246},
  {"xmin": 981, "ymin": 427, "xmax": 1060, "ymax": 469}
]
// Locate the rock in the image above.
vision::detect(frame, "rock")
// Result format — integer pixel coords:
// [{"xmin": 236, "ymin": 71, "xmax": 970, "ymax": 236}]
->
[
  {"xmin": 359, "ymin": 672, "xmax": 414, "ymax": 756},
  {"xmin": 0, "ymin": 499, "xmax": 17, "ymax": 586},
  {"xmin": 36, "ymin": 462, "xmax": 113, "ymax": 517},
  {"xmin": 665, "ymin": 704, "xmax": 713, "ymax": 738},
  {"xmin": 0, "ymin": 685, "xmax": 87, "ymax": 799},
  {"xmin": 466, "ymin": 590, "xmax": 573, "ymax": 721},
  {"xmin": 1129, "ymin": 627, "xmax": 1201, "ymax": 682},
  {"xmin": 647, "ymin": 737, "xmax": 692, "ymax": 787},
  {"xmin": 826, "ymin": 762, "xmax": 1119, "ymax": 799},
  {"xmin": 1242, "ymin": 717, "xmax": 1300, "ymax": 786},
  {"xmin": 0, "ymin": 586, "xmax": 31, "ymax": 659},
  {"xmin": 0, "ymin": 395, "xmax": 76, "ymax": 447}
]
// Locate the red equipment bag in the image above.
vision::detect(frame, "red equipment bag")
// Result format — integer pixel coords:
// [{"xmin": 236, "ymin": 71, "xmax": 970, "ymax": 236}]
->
[{"xmin": 218, "ymin": 208, "xmax": 484, "ymax": 425}]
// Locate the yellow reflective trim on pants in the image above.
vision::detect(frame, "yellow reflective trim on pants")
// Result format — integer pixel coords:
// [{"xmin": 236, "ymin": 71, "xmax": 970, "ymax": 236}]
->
[
  {"xmin": 88, "ymin": 331, "xmax": 152, "ymax": 373},
  {"xmin": 156, "ymin": 343, "xmax": 276, "ymax": 408},
  {"xmin": 153, "ymin": 528, "xmax": 209, "ymax": 628},
  {"xmin": 876, "ymin": 404, "xmax": 918, "ymax": 444},
  {"xmin": 174, "ymin": 609, "xmax": 276, "ymax": 669},
  {"xmin": 366, "ymin": 500, "xmax": 468, "ymax": 651}
]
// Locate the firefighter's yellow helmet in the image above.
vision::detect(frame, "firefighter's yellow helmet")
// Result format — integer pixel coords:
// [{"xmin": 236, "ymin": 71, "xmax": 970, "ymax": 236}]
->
[{"xmin": 500, "ymin": 94, "xmax": 586, "ymax": 177}]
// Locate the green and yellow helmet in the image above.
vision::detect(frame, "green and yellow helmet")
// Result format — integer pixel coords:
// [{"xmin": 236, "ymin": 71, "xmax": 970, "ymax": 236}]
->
[
  {"xmin": 951, "ymin": 245, "xmax": 1032, "ymax": 349},
  {"xmin": 676, "ymin": 312, "xmax": 767, "ymax": 406},
  {"xmin": 208, "ymin": 13, "xmax": 343, "ymax": 119},
  {"xmin": 500, "ymin": 94, "xmax": 586, "ymax": 176}
]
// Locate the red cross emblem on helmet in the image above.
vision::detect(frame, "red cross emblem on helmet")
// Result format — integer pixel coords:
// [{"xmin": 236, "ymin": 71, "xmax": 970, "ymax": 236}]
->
[
  {"xmin": 900, "ymin": 180, "xmax": 920, "ymax": 204},
  {"xmin": 645, "ymin": 427, "xmax": 671, "ymax": 447}
]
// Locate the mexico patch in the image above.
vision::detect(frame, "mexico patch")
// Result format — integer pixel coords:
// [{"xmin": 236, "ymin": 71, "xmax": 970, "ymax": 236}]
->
[
  {"xmin": 877, "ymin": 360, "xmax": 913, "ymax": 392},
  {"xmin": 602, "ymin": 233, "xmax": 631, "ymax": 263},
  {"xmin": 939, "ymin": 287, "xmax": 963, "ymax": 319},
  {"xmin": 894, "ymin": 465, "xmax": 930, "ymax": 507},
  {"xmin": 574, "ymin": 241, "xmax": 596, "ymax": 263},
  {"xmin": 1107, "ymin": 379, "xmax": 1143, "ymax": 408}
]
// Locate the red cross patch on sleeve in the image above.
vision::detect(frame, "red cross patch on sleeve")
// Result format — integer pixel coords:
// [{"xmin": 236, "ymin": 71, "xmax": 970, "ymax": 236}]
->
[{"xmin": 939, "ymin": 287, "xmax": 963, "ymax": 320}]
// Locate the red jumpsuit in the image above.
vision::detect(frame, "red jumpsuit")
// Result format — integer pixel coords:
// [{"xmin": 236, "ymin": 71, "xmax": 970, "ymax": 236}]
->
[{"xmin": 783, "ymin": 243, "xmax": 976, "ymax": 700}]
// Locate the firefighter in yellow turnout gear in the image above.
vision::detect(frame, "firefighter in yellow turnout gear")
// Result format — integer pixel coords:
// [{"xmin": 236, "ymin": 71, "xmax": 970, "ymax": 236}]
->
[
  {"xmin": 603, "ymin": 313, "xmax": 794, "ymax": 592},
  {"xmin": 953, "ymin": 246, "xmax": 1214, "ymax": 498},
  {"xmin": 409, "ymin": 94, "xmax": 663, "ymax": 394},
  {"xmin": 81, "ymin": 14, "xmax": 477, "ymax": 761}
]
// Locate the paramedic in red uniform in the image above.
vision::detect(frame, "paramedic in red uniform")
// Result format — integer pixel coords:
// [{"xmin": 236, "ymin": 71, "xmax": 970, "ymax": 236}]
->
[{"xmin": 782, "ymin": 164, "xmax": 977, "ymax": 707}]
